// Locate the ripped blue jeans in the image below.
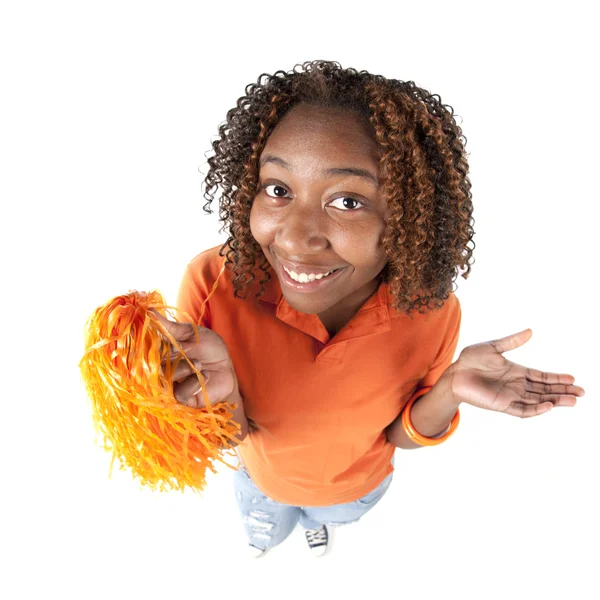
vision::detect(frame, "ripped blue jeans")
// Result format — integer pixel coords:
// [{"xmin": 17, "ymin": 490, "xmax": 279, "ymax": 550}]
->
[{"xmin": 233, "ymin": 452, "xmax": 395, "ymax": 551}]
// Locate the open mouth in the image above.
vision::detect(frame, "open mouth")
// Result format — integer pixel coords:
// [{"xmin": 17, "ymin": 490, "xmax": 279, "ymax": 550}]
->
[{"xmin": 278, "ymin": 262, "xmax": 345, "ymax": 292}]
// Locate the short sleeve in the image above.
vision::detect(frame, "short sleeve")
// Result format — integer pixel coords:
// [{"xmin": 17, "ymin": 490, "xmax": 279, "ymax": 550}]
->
[
  {"xmin": 174, "ymin": 259, "xmax": 213, "ymax": 329},
  {"xmin": 408, "ymin": 294, "xmax": 462, "ymax": 404}
]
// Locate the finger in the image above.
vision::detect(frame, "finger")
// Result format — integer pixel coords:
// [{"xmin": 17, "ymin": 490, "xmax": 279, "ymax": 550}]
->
[
  {"xmin": 524, "ymin": 379, "xmax": 585, "ymax": 397},
  {"xmin": 521, "ymin": 393, "xmax": 579, "ymax": 407},
  {"xmin": 171, "ymin": 359, "xmax": 202, "ymax": 381},
  {"xmin": 525, "ymin": 368, "xmax": 579, "ymax": 387},
  {"xmin": 149, "ymin": 308, "xmax": 179, "ymax": 333},
  {"xmin": 502, "ymin": 401, "xmax": 554, "ymax": 418},
  {"xmin": 490, "ymin": 328, "xmax": 533, "ymax": 354},
  {"xmin": 161, "ymin": 357, "xmax": 201, "ymax": 383},
  {"xmin": 149, "ymin": 309, "xmax": 200, "ymax": 352},
  {"xmin": 173, "ymin": 369, "xmax": 209, "ymax": 405}
]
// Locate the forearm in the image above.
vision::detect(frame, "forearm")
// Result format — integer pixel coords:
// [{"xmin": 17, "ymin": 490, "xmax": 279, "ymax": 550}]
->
[{"xmin": 386, "ymin": 368, "xmax": 460, "ymax": 450}]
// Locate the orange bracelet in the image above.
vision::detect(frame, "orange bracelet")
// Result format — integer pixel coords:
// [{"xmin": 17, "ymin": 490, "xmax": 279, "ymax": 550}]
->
[{"xmin": 401, "ymin": 393, "xmax": 460, "ymax": 446}]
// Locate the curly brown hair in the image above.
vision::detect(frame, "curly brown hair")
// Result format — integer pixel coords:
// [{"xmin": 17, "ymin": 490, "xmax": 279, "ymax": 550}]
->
[{"xmin": 202, "ymin": 59, "xmax": 475, "ymax": 317}]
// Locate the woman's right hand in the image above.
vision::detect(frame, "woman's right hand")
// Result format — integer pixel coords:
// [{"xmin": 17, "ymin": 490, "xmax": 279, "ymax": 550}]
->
[{"xmin": 151, "ymin": 309, "xmax": 238, "ymax": 409}]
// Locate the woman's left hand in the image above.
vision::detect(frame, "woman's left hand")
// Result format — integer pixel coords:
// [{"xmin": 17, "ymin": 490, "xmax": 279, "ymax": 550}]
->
[{"xmin": 448, "ymin": 328, "xmax": 585, "ymax": 418}]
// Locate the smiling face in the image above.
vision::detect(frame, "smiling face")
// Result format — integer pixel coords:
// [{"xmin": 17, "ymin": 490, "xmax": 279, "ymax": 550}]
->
[{"xmin": 249, "ymin": 103, "xmax": 390, "ymax": 331}]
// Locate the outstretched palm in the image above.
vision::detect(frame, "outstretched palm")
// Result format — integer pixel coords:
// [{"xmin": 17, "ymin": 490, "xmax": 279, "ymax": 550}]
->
[{"xmin": 448, "ymin": 329, "xmax": 585, "ymax": 418}]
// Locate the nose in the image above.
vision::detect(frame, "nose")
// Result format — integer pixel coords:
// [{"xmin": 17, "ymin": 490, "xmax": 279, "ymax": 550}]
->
[{"xmin": 274, "ymin": 202, "xmax": 329, "ymax": 254}]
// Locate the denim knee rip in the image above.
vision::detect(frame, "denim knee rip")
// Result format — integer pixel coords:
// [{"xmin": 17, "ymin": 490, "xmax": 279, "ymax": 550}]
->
[{"xmin": 244, "ymin": 510, "xmax": 277, "ymax": 541}]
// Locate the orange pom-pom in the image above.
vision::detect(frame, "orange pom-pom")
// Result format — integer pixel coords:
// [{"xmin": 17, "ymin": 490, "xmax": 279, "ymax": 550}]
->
[{"xmin": 78, "ymin": 289, "xmax": 240, "ymax": 493}]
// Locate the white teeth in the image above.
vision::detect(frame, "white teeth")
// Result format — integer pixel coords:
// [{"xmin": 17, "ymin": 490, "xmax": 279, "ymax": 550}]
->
[{"xmin": 283, "ymin": 265, "xmax": 334, "ymax": 283}]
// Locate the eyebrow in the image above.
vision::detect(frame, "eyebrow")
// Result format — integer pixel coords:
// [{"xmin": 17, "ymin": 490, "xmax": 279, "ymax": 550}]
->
[{"xmin": 259, "ymin": 154, "xmax": 379, "ymax": 187}]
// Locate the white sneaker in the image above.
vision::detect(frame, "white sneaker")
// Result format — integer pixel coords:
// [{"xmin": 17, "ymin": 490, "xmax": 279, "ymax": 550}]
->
[{"xmin": 248, "ymin": 543, "xmax": 269, "ymax": 558}]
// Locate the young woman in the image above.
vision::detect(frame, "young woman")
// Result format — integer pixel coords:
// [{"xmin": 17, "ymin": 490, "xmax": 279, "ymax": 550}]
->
[{"xmin": 154, "ymin": 60, "xmax": 584, "ymax": 558}]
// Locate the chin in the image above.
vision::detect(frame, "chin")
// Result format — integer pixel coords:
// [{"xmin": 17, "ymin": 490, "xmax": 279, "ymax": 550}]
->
[{"xmin": 280, "ymin": 292, "xmax": 331, "ymax": 315}]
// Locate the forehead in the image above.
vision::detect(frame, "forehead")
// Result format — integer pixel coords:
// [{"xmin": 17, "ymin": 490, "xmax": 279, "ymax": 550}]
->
[{"xmin": 261, "ymin": 104, "xmax": 380, "ymax": 165}]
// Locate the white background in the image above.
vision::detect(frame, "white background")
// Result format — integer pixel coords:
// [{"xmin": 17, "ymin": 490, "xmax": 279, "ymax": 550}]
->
[{"xmin": 1, "ymin": 1, "xmax": 597, "ymax": 599}]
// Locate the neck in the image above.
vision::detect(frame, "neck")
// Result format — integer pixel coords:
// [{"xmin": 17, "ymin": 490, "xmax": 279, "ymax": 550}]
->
[{"xmin": 318, "ymin": 276, "xmax": 383, "ymax": 337}]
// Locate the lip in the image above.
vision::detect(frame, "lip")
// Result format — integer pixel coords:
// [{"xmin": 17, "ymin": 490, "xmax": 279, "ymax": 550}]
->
[
  {"xmin": 277, "ymin": 259, "xmax": 346, "ymax": 292},
  {"xmin": 274, "ymin": 255, "xmax": 342, "ymax": 276}
]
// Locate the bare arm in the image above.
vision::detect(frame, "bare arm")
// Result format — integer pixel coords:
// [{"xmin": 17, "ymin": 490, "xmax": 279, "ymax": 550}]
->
[{"xmin": 385, "ymin": 367, "xmax": 460, "ymax": 450}]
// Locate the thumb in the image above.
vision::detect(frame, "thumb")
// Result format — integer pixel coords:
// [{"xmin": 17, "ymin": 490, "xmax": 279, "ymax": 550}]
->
[
  {"xmin": 149, "ymin": 308, "xmax": 198, "ymax": 349},
  {"xmin": 491, "ymin": 328, "xmax": 533, "ymax": 354}
]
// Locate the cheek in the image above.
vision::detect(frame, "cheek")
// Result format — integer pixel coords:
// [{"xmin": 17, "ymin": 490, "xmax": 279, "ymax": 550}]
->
[
  {"xmin": 250, "ymin": 202, "xmax": 282, "ymax": 246},
  {"xmin": 342, "ymin": 222, "xmax": 386, "ymax": 257},
  {"xmin": 249, "ymin": 204, "xmax": 268, "ymax": 243},
  {"xmin": 347, "ymin": 228, "xmax": 388, "ymax": 271}
]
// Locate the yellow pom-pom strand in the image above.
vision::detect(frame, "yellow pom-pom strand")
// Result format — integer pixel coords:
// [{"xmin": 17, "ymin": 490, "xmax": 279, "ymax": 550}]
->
[{"xmin": 78, "ymin": 259, "xmax": 239, "ymax": 493}]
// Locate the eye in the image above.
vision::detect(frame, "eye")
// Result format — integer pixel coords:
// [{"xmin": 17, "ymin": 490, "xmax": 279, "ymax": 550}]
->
[
  {"xmin": 263, "ymin": 184, "xmax": 290, "ymax": 198},
  {"xmin": 329, "ymin": 196, "xmax": 365, "ymax": 211},
  {"xmin": 262, "ymin": 184, "xmax": 365, "ymax": 211}
]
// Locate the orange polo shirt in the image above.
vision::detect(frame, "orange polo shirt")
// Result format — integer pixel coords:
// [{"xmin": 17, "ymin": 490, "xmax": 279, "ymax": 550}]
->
[{"xmin": 175, "ymin": 245, "xmax": 461, "ymax": 506}]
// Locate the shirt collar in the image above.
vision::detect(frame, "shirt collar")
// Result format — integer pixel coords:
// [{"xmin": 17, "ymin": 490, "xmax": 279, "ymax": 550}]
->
[{"xmin": 258, "ymin": 272, "xmax": 393, "ymax": 344}]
